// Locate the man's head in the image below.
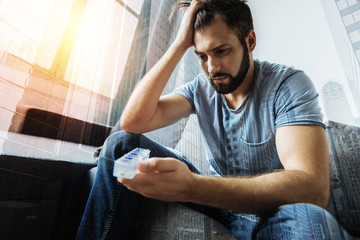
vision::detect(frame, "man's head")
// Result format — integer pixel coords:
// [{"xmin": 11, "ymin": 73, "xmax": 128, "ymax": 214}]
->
[
  {"xmin": 193, "ymin": 0, "xmax": 253, "ymax": 48},
  {"xmin": 172, "ymin": 0, "xmax": 255, "ymax": 94},
  {"xmin": 172, "ymin": 0, "xmax": 253, "ymax": 44}
]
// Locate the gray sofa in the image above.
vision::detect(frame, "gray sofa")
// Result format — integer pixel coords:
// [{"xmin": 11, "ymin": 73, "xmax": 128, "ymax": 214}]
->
[
  {"xmin": 325, "ymin": 121, "xmax": 360, "ymax": 238},
  {"xmin": 1, "ymin": 105, "xmax": 359, "ymax": 239},
  {"xmin": 85, "ymin": 120, "xmax": 360, "ymax": 239}
]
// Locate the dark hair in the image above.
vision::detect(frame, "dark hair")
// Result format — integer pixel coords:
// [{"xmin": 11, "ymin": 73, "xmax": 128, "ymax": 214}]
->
[{"xmin": 170, "ymin": 0, "xmax": 254, "ymax": 46}]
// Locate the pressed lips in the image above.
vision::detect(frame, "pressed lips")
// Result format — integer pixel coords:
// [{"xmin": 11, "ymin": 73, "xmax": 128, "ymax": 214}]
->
[
  {"xmin": 209, "ymin": 72, "xmax": 231, "ymax": 84},
  {"xmin": 213, "ymin": 76, "xmax": 228, "ymax": 84}
]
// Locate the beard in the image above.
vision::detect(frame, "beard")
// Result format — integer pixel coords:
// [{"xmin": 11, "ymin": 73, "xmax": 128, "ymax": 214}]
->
[{"xmin": 208, "ymin": 46, "xmax": 250, "ymax": 94}]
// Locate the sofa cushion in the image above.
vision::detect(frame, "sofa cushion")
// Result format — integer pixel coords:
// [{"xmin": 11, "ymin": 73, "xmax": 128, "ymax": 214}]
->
[{"xmin": 326, "ymin": 121, "xmax": 360, "ymax": 237}]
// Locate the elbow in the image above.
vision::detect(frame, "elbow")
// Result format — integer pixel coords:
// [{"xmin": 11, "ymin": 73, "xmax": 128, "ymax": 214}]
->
[
  {"xmin": 314, "ymin": 186, "xmax": 330, "ymax": 209},
  {"xmin": 120, "ymin": 117, "xmax": 137, "ymax": 134},
  {"xmin": 120, "ymin": 116, "xmax": 146, "ymax": 134},
  {"xmin": 308, "ymin": 191, "xmax": 329, "ymax": 210},
  {"xmin": 309, "ymin": 178, "xmax": 330, "ymax": 209},
  {"xmin": 119, "ymin": 116, "xmax": 128, "ymax": 131},
  {"xmin": 316, "ymin": 170, "xmax": 331, "ymax": 209},
  {"xmin": 290, "ymin": 171, "xmax": 330, "ymax": 209}
]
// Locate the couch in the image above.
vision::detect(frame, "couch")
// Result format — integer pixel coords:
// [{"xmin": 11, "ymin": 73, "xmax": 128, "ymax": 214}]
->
[
  {"xmin": 0, "ymin": 108, "xmax": 108, "ymax": 240},
  {"xmin": 0, "ymin": 106, "xmax": 359, "ymax": 239},
  {"xmin": 86, "ymin": 119, "xmax": 360, "ymax": 239}
]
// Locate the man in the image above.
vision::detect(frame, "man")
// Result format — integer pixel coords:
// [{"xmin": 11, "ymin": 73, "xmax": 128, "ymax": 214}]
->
[{"xmin": 77, "ymin": 0, "xmax": 355, "ymax": 239}]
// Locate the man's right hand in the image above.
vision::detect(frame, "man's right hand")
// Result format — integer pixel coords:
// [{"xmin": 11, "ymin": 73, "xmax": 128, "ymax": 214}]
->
[
  {"xmin": 120, "ymin": 1, "xmax": 199, "ymax": 134},
  {"xmin": 174, "ymin": 0, "xmax": 203, "ymax": 51}
]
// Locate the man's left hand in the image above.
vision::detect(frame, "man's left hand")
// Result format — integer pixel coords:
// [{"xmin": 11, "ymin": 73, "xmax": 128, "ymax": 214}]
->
[{"xmin": 118, "ymin": 158, "xmax": 197, "ymax": 202}]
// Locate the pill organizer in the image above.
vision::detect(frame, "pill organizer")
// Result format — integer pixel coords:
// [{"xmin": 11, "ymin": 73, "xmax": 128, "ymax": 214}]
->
[{"xmin": 113, "ymin": 148, "xmax": 151, "ymax": 179}]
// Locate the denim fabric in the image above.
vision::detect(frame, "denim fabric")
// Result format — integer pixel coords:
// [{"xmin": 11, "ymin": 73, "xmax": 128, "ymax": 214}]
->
[
  {"xmin": 76, "ymin": 131, "xmax": 200, "ymax": 239},
  {"xmin": 77, "ymin": 131, "xmax": 356, "ymax": 240}
]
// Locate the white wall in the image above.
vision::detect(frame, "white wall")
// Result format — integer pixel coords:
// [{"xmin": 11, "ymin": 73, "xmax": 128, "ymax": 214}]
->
[{"xmin": 248, "ymin": 0, "xmax": 359, "ymax": 124}]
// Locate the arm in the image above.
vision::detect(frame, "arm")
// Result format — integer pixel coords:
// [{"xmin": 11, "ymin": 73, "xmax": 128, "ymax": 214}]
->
[
  {"xmin": 120, "ymin": 0, "xmax": 202, "ymax": 134},
  {"xmin": 189, "ymin": 125, "xmax": 329, "ymax": 214},
  {"xmin": 120, "ymin": 125, "xmax": 330, "ymax": 215}
]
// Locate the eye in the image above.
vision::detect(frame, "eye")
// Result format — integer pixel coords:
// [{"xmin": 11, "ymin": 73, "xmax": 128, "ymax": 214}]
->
[
  {"xmin": 197, "ymin": 54, "xmax": 208, "ymax": 62},
  {"xmin": 215, "ymin": 48, "xmax": 228, "ymax": 55}
]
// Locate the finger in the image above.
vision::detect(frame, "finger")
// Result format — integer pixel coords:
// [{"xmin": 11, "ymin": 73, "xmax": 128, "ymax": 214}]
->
[
  {"xmin": 188, "ymin": 0, "xmax": 202, "ymax": 15},
  {"xmin": 191, "ymin": 0, "xmax": 202, "ymax": 8},
  {"xmin": 138, "ymin": 158, "xmax": 178, "ymax": 173},
  {"xmin": 118, "ymin": 175, "xmax": 144, "ymax": 185},
  {"xmin": 182, "ymin": 0, "xmax": 201, "ymax": 20},
  {"xmin": 118, "ymin": 176, "xmax": 145, "ymax": 192}
]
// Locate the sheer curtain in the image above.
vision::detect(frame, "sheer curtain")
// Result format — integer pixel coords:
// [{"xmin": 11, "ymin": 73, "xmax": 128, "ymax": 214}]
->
[{"xmin": 64, "ymin": 0, "xmax": 140, "ymax": 126}]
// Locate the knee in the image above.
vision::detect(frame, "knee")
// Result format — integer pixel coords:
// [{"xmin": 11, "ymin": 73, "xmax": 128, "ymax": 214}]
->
[
  {"xmin": 278, "ymin": 202, "xmax": 326, "ymax": 216},
  {"xmin": 100, "ymin": 131, "xmax": 141, "ymax": 163},
  {"xmin": 275, "ymin": 203, "xmax": 328, "ymax": 223},
  {"xmin": 255, "ymin": 203, "xmax": 332, "ymax": 239},
  {"xmin": 104, "ymin": 130, "xmax": 139, "ymax": 147}
]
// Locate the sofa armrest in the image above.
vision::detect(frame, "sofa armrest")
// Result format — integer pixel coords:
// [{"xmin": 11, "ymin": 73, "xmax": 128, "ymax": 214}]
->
[
  {"xmin": 326, "ymin": 121, "xmax": 360, "ymax": 237},
  {"xmin": 9, "ymin": 105, "xmax": 111, "ymax": 147}
]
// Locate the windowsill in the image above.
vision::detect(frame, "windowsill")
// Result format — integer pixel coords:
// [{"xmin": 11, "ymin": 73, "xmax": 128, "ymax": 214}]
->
[{"xmin": 0, "ymin": 131, "xmax": 97, "ymax": 164}]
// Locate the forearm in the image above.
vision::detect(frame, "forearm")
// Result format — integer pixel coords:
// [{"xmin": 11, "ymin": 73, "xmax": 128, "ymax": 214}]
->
[
  {"xmin": 120, "ymin": 41, "xmax": 188, "ymax": 133},
  {"xmin": 120, "ymin": 1, "xmax": 201, "ymax": 133},
  {"xmin": 189, "ymin": 169, "xmax": 329, "ymax": 215}
]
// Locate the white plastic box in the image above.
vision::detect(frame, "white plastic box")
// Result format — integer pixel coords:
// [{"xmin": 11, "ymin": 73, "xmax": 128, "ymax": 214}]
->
[{"xmin": 113, "ymin": 148, "xmax": 151, "ymax": 179}]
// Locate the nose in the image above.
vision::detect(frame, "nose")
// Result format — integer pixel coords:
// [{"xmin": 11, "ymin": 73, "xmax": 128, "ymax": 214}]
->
[{"xmin": 207, "ymin": 57, "xmax": 220, "ymax": 74}]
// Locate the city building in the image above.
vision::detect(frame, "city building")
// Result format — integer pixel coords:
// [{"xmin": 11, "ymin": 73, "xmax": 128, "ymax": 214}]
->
[
  {"xmin": 322, "ymin": 81, "xmax": 356, "ymax": 125},
  {"xmin": 321, "ymin": 0, "xmax": 360, "ymax": 118}
]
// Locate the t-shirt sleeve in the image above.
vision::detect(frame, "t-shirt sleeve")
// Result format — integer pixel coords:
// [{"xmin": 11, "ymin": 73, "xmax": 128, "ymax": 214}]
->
[
  {"xmin": 274, "ymin": 71, "xmax": 325, "ymax": 129},
  {"xmin": 172, "ymin": 76, "xmax": 199, "ymax": 114}
]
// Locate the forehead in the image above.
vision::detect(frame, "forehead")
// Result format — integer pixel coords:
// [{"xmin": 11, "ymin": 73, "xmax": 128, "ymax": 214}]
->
[{"xmin": 194, "ymin": 15, "xmax": 241, "ymax": 53}]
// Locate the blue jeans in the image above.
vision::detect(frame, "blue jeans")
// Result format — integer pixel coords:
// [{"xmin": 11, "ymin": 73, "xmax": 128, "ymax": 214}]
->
[{"xmin": 76, "ymin": 131, "xmax": 356, "ymax": 240}]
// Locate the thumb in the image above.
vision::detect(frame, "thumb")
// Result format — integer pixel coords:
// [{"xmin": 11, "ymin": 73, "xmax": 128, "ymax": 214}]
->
[{"xmin": 138, "ymin": 158, "xmax": 178, "ymax": 173}]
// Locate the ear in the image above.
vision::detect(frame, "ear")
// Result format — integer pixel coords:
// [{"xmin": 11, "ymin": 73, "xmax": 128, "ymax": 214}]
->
[{"xmin": 246, "ymin": 30, "xmax": 256, "ymax": 52}]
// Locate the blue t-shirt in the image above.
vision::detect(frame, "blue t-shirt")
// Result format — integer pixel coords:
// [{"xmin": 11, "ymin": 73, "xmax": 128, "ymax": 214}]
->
[{"xmin": 173, "ymin": 60, "xmax": 325, "ymax": 177}]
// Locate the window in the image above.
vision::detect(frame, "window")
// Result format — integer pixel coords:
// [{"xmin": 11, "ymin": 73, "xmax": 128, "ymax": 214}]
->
[
  {"xmin": 343, "ymin": 13, "xmax": 355, "ymax": 26},
  {"xmin": 349, "ymin": 30, "xmax": 360, "ymax": 43},
  {"xmin": 0, "ymin": 1, "xmax": 203, "ymax": 239},
  {"xmin": 0, "ymin": 0, "xmax": 144, "ymax": 135},
  {"xmin": 0, "ymin": 0, "xmax": 56, "ymax": 64},
  {"xmin": 347, "ymin": 0, "xmax": 358, "ymax": 7},
  {"xmin": 337, "ymin": 0, "xmax": 349, "ymax": 10},
  {"xmin": 354, "ymin": 10, "xmax": 360, "ymax": 22},
  {"xmin": 64, "ymin": 1, "xmax": 139, "ymax": 99},
  {"xmin": 356, "ymin": 49, "xmax": 360, "ymax": 62}
]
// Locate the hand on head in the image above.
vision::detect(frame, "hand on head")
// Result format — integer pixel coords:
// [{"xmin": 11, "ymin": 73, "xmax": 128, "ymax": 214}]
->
[{"xmin": 174, "ymin": 0, "xmax": 203, "ymax": 50}]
